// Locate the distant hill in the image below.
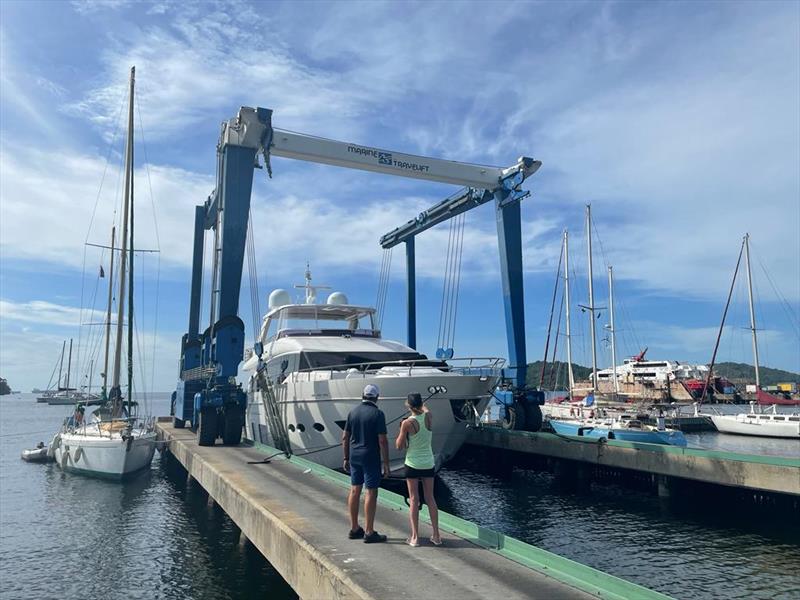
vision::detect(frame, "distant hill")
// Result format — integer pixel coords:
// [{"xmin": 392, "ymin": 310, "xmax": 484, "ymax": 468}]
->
[
  {"xmin": 713, "ymin": 362, "xmax": 799, "ymax": 386},
  {"xmin": 0, "ymin": 378, "xmax": 10, "ymax": 396},
  {"xmin": 526, "ymin": 361, "xmax": 592, "ymax": 387}
]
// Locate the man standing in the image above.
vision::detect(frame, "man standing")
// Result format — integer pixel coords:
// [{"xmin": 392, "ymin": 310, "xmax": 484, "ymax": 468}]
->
[{"xmin": 343, "ymin": 384, "xmax": 390, "ymax": 543}]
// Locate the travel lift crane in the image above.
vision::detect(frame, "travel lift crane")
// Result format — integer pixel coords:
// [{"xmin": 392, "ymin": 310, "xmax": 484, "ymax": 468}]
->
[{"xmin": 172, "ymin": 106, "xmax": 542, "ymax": 446}]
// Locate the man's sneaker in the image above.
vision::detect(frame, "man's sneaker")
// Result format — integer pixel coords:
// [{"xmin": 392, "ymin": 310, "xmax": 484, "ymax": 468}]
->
[
  {"xmin": 348, "ymin": 527, "xmax": 364, "ymax": 539},
  {"xmin": 363, "ymin": 531, "xmax": 387, "ymax": 544}
]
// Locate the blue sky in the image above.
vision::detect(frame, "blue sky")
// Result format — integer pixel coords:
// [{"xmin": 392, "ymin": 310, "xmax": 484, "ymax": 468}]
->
[{"xmin": 1, "ymin": 0, "xmax": 798, "ymax": 392}]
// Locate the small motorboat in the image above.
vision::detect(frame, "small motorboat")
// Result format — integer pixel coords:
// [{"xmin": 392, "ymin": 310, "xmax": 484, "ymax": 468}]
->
[{"xmin": 21, "ymin": 444, "xmax": 52, "ymax": 463}]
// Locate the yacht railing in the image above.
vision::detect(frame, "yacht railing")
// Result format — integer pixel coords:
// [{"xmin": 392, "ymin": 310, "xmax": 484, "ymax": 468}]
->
[{"xmin": 288, "ymin": 357, "xmax": 505, "ymax": 382}]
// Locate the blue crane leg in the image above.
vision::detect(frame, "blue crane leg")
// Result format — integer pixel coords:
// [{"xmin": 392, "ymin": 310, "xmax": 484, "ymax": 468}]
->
[
  {"xmin": 494, "ymin": 194, "xmax": 527, "ymax": 389},
  {"xmin": 406, "ymin": 237, "xmax": 416, "ymax": 349},
  {"xmin": 215, "ymin": 144, "xmax": 257, "ymax": 324},
  {"xmin": 188, "ymin": 205, "xmax": 205, "ymax": 339}
]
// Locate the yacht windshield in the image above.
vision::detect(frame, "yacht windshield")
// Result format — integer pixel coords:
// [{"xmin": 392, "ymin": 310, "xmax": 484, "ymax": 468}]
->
[
  {"xmin": 301, "ymin": 351, "xmax": 436, "ymax": 371},
  {"xmin": 267, "ymin": 305, "xmax": 377, "ymax": 339}
]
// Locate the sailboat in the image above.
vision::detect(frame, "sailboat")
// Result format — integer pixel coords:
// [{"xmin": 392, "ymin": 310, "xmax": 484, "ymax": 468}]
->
[
  {"xmin": 38, "ymin": 339, "xmax": 101, "ymax": 405},
  {"xmin": 547, "ymin": 206, "xmax": 687, "ymax": 446},
  {"xmin": 51, "ymin": 66, "xmax": 157, "ymax": 478},
  {"xmin": 36, "ymin": 340, "xmax": 68, "ymax": 402},
  {"xmin": 700, "ymin": 234, "xmax": 800, "ymax": 439}
]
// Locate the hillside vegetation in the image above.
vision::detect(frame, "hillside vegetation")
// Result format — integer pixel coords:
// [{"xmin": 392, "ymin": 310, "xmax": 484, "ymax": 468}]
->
[{"xmin": 713, "ymin": 362, "xmax": 799, "ymax": 385}]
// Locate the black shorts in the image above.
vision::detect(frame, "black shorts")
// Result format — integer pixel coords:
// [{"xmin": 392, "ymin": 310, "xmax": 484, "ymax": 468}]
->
[{"xmin": 405, "ymin": 465, "xmax": 435, "ymax": 479}]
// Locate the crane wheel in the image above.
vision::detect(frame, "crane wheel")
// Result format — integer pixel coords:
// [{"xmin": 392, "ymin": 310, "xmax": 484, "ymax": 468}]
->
[
  {"xmin": 525, "ymin": 404, "xmax": 543, "ymax": 432},
  {"xmin": 501, "ymin": 403, "xmax": 525, "ymax": 431},
  {"xmin": 198, "ymin": 409, "xmax": 218, "ymax": 446},
  {"xmin": 222, "ymin": 408, "xmax": 243, "ymax": 446}
]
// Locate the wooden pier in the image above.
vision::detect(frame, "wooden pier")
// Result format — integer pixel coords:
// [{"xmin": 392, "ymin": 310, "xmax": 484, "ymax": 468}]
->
[
  {"xmin": 465, "ymin": 427, "xmax": 800, "ymax": 498},
  {"xmin": 156, "ymin": 419, "xmax": 668, "ymax": 600}
]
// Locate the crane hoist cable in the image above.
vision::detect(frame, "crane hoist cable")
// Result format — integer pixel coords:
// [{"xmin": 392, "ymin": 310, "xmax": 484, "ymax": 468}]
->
[
  {"xmin": 436, "ymin": 212, "xmax": 466, "ymax": 358},
  {"xmin": 375, "ymin": 247, "xmax": 393, "ymax": 329}
]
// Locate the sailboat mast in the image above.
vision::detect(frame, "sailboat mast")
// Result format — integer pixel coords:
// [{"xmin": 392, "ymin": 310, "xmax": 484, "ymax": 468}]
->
[
  {"xmin": 127, "ymin": 74, "xmax": 135, "ymax": 417},
  {"xmin": 607, "ymin": 266, "xmax": 619, "ymax": 395},
  {"xmin": 744, "ymin": 233, "xmax": 760, "ymax": 389},
  {"xmin": 102, "ymin": 226, "xmax": 116, "ymax": 396},
  {"xmin": 111, "ymin": 66, "xmax": 135, "ymax": 407},
  {"xmin": 58, "ymin": 340, "xmax": 65, "ymax": 390},
  {"xmin": 563, "ymin": 230, "xmax": 574, "ymax": 392},
  {"xmin": 586, "ymin": 205, "xmax": 598, "ymax": 393},
  {"xmin": 66, "ymin": 338, "xmax": 73, "ymax": 390},
  {"xmin": 88, "ymin": 359, "xmax": 94, "ymax": 394}
]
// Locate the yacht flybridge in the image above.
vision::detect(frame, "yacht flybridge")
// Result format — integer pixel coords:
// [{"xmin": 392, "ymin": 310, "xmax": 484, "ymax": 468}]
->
[{"xmin": 242, "ymin": 269, "xmax": 502, "ymax": 472}]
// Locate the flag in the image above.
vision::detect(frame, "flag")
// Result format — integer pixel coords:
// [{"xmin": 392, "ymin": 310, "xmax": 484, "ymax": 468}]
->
[{"xmin": 100, "ymin": 265, "xmax": 105, "ymax": 278}]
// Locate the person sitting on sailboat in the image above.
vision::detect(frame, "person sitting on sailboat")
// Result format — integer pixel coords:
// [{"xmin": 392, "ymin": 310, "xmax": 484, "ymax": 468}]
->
[{"xmin": 74, "ymin": 404, "xmax": 85, "ymax": 427}]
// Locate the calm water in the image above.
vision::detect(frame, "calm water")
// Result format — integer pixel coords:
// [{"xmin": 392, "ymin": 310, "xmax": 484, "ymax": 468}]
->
[
  {"xmin": 1, "ymin": 393, "xmax": 798, "ymax": 599},
  {"xmin": 0, "ymin": 394, "xmax": 295, "ymax": 600}
]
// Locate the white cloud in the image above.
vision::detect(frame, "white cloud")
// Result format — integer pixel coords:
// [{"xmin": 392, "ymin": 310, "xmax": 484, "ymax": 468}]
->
[
  {"xmin": 0, "ymin": 299, "xmax": 104, "ymax": 328},
  {"xmin": 0, "ymin": 141, "xmax": 559, "ymax": 283}
]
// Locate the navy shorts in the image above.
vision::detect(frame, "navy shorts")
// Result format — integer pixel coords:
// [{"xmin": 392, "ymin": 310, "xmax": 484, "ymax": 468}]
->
[{"xmin": 350, "ymin": 460, "xmax": 381, "ymax": 489}]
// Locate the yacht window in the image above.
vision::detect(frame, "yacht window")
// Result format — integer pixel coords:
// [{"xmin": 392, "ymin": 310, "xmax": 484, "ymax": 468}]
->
[
  {"xmin": 313, "ymin": 423, "xmax": 325, "ymax": 432},
  {"xmin": 758, "ymin": 416, "xmax": 769, "ymax": 420},
  {"xmin": 746, "ymin": 415, "xmax": 756, "ymax": 418},
  {"xmin": 297, "ymin": 424, "xmax": 306, "ymax": 432},
  {"xmin": 288, "ymin": 424, "xmax": 296, "ymax": 432},
  {"xmin": 772, "ymin": 416, "xmax": 785, "ymax": 421},
  {"xmin": 788, "ymin": 417, "xmax": 799, "ymax": 422},
  {"xmin": 301, "ymin": 351, "xmax": 433, "ymax": 371}
]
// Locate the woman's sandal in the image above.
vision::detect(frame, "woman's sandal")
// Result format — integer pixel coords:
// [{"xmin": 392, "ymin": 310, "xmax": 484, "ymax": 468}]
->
[
  {"xmin": 429, "ymin": 537, "xmax": 443, "ymax": 546},
  {"xmin": 406, "ymin": 538, "xmax": 420, "ymax": 547}
]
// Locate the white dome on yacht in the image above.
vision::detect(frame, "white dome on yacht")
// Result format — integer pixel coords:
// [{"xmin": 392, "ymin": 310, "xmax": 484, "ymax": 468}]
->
[
  {"xmin": 268, "ymin": 289, "xmax": 291, "ymax": 310},
  {"xmin": 326, "ymin": 291, "xmax": 349, "ymax": 305}
]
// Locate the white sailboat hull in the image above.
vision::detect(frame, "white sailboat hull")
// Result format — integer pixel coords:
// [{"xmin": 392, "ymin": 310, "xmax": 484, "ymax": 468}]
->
[
  {"xmin": 53, "ymin": 428, "xmax": 157, "ymax": 479},
  {"xmin": 708, "ymin": 414, "xmax": 800, "ymax": 439},
  {"xmin": 246, "ymin": 371, "xmax": 495, "ymax": 472}
]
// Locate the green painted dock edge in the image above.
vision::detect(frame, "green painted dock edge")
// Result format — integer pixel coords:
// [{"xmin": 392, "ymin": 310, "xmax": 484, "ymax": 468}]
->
[
  {"xmin": 249, "ymin": 441, "xmax": 670, "ymax": 600},
  {"xmin": 487, "ymin": 428, "xmax": 800, "ymax": 468}
]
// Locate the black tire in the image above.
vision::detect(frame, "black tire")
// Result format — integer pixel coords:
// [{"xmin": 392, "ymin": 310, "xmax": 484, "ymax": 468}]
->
[
  {"xmin": 501, "ymin": 403, "xmax": 526, "ymax": 431},
  {"xmin": 222, "ymin": 407, "xmax": 243, "ymax": 446},
  {"xmin": 198, "ymin": 408, "xmax": 218, "ymax": 446},
  {"xmin": 525, "ymin": 403, "xmax": 543, "ymax": 432},
  {"xmin": 173, "ymin": 417, "xmax": 185, "ymax": 429}
]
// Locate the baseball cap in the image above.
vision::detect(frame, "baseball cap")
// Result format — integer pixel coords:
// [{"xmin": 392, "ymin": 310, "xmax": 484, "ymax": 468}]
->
[{"xmin": 362, "ymin": 384, "xmax": 380, "ymax": 399}]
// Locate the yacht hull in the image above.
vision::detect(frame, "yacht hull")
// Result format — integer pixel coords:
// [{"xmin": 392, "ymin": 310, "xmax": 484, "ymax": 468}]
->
[
  {"xmin": 246, "ymin": 372, "xmax": 495, "ymax": 472},
  {"xmin": 708, "ymin": 415, "xmax": 800, "ymax": 439},
  {"xmin": 53, "ymin": 430, "xmax": 157, "ymax": 479}
]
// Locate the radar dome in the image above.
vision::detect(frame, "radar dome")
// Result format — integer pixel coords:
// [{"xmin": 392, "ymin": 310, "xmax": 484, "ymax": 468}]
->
[
  {"xmin": 327, "ymin": 291, "xmax": 349, "ymax": 305},
  {"xmin": 268, "ymin": 289, "xmax": 291, "ymax": 310}
]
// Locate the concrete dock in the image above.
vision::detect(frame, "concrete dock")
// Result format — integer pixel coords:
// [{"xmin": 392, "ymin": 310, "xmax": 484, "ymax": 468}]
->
[
  {"xmin": 466, "ymin": 427, "xmax": 800, "ymax": 497},
  {"xmin": 156, "ymin": 419, "xmax": 668, "ymax": 600}
]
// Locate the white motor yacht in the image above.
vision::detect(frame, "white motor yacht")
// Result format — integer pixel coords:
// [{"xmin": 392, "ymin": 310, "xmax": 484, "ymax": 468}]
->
[
  {"xmin": 242, "ymin": 275, "xmax": 502, "ymax": 473},
  {"xmin": 702, "ymin": 403, "xmax": 800, "ymax": 439}
]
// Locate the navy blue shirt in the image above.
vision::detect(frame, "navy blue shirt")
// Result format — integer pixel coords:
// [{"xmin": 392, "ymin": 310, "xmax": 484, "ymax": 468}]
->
[{"xmin": 344, "ymin": 401, "xmax": 387, "ymax": 464}]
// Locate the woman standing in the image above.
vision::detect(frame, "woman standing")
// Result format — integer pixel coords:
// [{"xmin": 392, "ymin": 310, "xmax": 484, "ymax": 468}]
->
[{"xmin": 395, "ymin": 393, "xmax": 442, "ymax": 547}]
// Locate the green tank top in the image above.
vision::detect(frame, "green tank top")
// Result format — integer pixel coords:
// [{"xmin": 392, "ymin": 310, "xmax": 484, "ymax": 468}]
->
[{"xmin": 405, "ymin": 413, "xmax": 434, "ymax": 470}]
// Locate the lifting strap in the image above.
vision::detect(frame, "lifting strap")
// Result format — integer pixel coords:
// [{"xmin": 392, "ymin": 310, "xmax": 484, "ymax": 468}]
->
[{"xmin": 255, "ymin": 370, "xmax": 292, "ymax": 457}]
